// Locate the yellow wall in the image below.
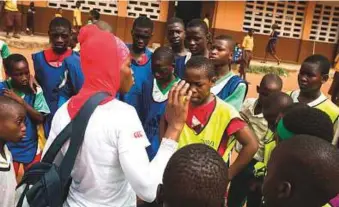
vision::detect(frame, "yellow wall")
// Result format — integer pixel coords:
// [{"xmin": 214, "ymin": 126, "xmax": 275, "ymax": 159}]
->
[
  {"xmin": 18, "ymin": 1, "xmax": 47, "ymax": 7},
  {"xmin": 213, "ymin": 1, "xmax": 245, "ymax": 32}
]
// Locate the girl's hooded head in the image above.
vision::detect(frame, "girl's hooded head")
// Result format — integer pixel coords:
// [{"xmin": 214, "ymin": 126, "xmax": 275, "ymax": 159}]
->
[{"xmin": 67, "ymin": 24, "xmax": 131, "ymax": 118}]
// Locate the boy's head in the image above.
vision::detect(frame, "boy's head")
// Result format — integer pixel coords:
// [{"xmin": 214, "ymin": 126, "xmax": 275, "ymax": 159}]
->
[
  {"xmin": 257, "ymin": 74, "xmax": 283, "ymax": 105},
  {"xmin": 262, "ymin": 92, "xmax": 293, "ymax": 131},
  {"xmin": 263, "ymin": 135, "xmax": 339, "ymax": 207},
  {"xmin": 151, "ymin": 47, "xmax": 175, "ymax": 83},
  {"xmin": 275, "ymin": 107, "xmax": 333, "ymax": 143},
  {"xmin": 3, "ymin": 54, "xmax": 30, "ymax": 89},
  {"xmin": 272, "ymin": 23, "xmax": 279, "ymax": 30},
  {"xmin": 184, "ymin": 56, "xmax": 216, "ymax": 106},
  {"xmin": 158, "ymin": 144, "xmax": 229, "ymax": 207},
  {"xmin": 298, "ymin": 54, "xmax": 330, "ymax": 93},
  {"xmin": 30, "ymin": 2, "xmax": 34, "ymax": 7},
  {"xmin": 209, "ymin": 35, "xmax": 235, "ymax": 66},
  {"xmin": 186, "ymin": 19, "xmax": 209, "ymax": 56},
  {"xmin": 75, "ymin": 1, "xmax": 81, "ymax": 8},
  {"xmin": 89, "ymin": 9, "xmax": 100, "ymax": 21},
  {"xmin": 167, "ymin": 17, "xmax": 185, "ymax": 48},
  {"xmin": 0, "ymin": 96, "xmax": 26, "ymax": 143},
  {"xmin": 57, "ymin": 7, "xmax": 63, "ymax": 14},
  {"xmin": 248, "ymin": 28, "xmax": 254, "ymax": 36},
  {"xmin": 48, "ymin": 17, "xmax": 72, "ymax": 54},
  {"xmin": 131, "ymin": 16, "xmax": 154, "ymax": 52}
]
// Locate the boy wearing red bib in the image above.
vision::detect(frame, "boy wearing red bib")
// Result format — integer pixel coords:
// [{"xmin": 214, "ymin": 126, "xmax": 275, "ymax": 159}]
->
[{"xmin": 167, "ymin": 56, "xmax": 258, "ymax": 181}]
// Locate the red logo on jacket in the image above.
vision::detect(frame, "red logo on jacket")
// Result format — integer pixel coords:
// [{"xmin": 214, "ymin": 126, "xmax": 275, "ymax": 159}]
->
[{"xmin": 134, "ymin": 131, "xmax": 143, "ymax": 138}]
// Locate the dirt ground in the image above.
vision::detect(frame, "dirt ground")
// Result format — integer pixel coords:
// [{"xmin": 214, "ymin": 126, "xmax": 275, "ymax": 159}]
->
[{"xmin": 9, "ymin": 46, "xmax": 333, "ymax": 98}]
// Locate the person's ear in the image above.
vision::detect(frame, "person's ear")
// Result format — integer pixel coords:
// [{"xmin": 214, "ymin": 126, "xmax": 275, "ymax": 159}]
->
[
  {"xmin": 322, "ymin": 74, "xmax": 329, "ymax": 83},
  {"xmin": 156, "ymin": 184, "xmax": 164, "ymax": 204},
  {"xmin": 211, "ymin": 76, "xmax": 218, "ymax": 86},
  {"xmin": 277, "ymin": 182, "xmax": 292, "ymax": 199}
]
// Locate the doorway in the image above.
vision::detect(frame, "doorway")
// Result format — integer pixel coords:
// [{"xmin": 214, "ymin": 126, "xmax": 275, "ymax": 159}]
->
[{"xmin": 175, "ymin": 1, "xmax": 202, "ymax": 26}]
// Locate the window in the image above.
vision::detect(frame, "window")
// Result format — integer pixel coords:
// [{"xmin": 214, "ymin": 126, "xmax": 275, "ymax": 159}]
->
[
  {"xmin": 48, "ymin": 0, "xmax": 118, "ymax": 15},
  {"xmin": 243, "ymin": 1, "xmax": 306, "ymax": 39},
  {"xmin": 309, "ymin": 3, "xmax": 339, "ymax": 43},
  {"xmin": 127, "ymin": 0, "xmax": 160, "ymax": 20}
]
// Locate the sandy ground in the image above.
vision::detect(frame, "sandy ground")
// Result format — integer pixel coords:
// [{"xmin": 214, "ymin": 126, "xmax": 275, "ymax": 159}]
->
[{"xmin": 9, "ymin": 46, "xmax": 332, "ymax": 98}]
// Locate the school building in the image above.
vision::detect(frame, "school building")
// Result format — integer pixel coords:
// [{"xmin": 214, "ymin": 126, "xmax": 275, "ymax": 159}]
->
[{"xmin": 16, "ymin": 1, "xmax": 339, "ymax": 64}]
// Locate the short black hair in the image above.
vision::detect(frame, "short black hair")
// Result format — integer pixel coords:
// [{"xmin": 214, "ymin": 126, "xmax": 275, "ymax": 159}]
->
[
  {"xmin": 270, "ymin": 135, "xmax": 339, "ymax": 206},
  {"xmin": 167, "ymin": 17, "xmax": 184, "ymax": 28},
  {"xmin": 90, "ymin": 9, "xmax": 100, "ymax": 20},
  {"xmin": 3, "ymin": 54, "xmax": 28, "ymax": 75},
  {"xmin": 260, "ymin": 73, "xmax": 283, "ymax": 90},
  {"xmin": 152, "ymin": 46, "xmax": 175, "ymax": 64},
  {"xmin": 49, "ymin": 17, "xmax": 72, "ymax": 32},
  {"xmin": 281, "ymin": 107, "xmax": 334, "ymax": 142},
  {"xmin": 215, "ymin": 35, "xmax": 235, "ymax": 50},
  {"xmin": 185, "ymin": 56, "xmax": 216, "ymax": 79},
  {"xmin": 132, "ymin": 16, "xmax": 154, "ymax": 31},
  {"xmin": 57, "ymin": 7, "xmax": 62, "ymax": 12},
  {"xmin": 0, "ymin": 96, "xmax": 25, "ymax": 119},
  {"xmin": 302, "ymin": 54, "xmax": 331, "ymax": 75},
  {"xmin": 187, "ymin": 18, "xmax": 208, "ymax": 35},
  {"xmin": 263, "ymin": 92, "xmax": 293, "ymax": 110},
  {"xmin": 162, "ymin": 144, "xmax": 228, "ymax": 207}
]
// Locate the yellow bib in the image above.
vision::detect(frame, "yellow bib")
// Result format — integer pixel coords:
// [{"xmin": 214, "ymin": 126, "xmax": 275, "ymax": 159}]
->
[
  {"xmin": 314, "ymin": 99, "xmax": 339, "ymax": 124},
  {"xmin": 178, "ymin": 97, "xmax": 240, "ymax": 162},
  {"xmin": 254, "ymin": 130, "xmax": 276, "ymax": 177}
]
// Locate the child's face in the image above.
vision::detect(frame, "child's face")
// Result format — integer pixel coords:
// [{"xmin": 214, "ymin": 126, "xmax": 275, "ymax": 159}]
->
[
  {"xmin": 186, "ymin": 26, "xmax": 208, "ymax": 56},
  {"xmin": 49, "ymin": 26, "xmax": 71, "ymax": 54},
  {"xmin": 184, "ymin": 68, "xmax": 213, "ymax": 106},
  {"xmin": 152, "ymin": 59, "xmax": 174, "ymax": 84},
  {"xmin": 262, "ymin": 104, "xmax": 280, "ymax": 131},
  {"xmin": 131, "ymin": 26, "xmax": 153, "ymax": 51},
  {"xmin": 298, "ymin": 63, "xmax": 327, "ymax": 93},
  {"xmin": 257, "ymin": 83, "xmax": 281, "ymax": 105},
  {"xmin": 0, "ymin": 107, "xmax": 26, "ymax": 143},
  {"xmin": 167, "ymin": 23, "xmax": 185, "ymax": 47},
  {"xmin": 119, "ymin": 58, "xmax": 134, "ymax": 94},
  {"xmin": 10, "ymin": 61, "xmax": 30, "ymax": 89},
  {"xmin": 209, "ymin": 39, "xmax": 233, "ymax": 66}
]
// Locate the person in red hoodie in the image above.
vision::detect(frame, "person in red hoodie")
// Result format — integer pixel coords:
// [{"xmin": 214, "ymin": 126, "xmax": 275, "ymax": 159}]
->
[{"xmin": 42, "ymin": 24, "xmax": 192, "ymax": 206}]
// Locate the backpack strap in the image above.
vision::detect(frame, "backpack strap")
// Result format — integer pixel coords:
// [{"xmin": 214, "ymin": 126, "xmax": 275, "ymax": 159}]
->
[{"xmin": 59, "ymin": 92, "xmax": 109, "ymax": 182}]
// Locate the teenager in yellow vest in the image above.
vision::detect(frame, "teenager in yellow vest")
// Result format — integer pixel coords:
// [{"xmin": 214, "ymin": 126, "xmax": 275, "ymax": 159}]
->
[
  {"xmin": 288, "ymin": 54, "xmax": 339, "ymax": 146},
  {"xmin": 162, "ymin": 56, "xmax": 258, "ymax": 181}
]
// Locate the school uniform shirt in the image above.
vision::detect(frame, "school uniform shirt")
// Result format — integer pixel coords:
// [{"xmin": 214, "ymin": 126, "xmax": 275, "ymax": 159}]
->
[
  {"xmin": 141, "ymin": 77, "xmax": 180, "ymax": 160},
  {"xmin": 73, "ymin": 8, "xmax": 82, "ymax": 26},
  {"xmin": 0, "ymin": 79, "xmax": 50, "ymax": 164},
  {"xmin": 242, "ymin": 35, "xmax": 254, "ymax": 51},
  {"xmin": 120, "ymin": 45, "xmax": 153, "ymax": 119},
  {"xmin": 32, "ymin": 48, "xmax": 84, "ymax": 137},
  {"xmin": 211, "ymin": 72, "xmax": 247, "ymax": 111},
  {"xmin": 178, "ymin": 96, "xmax": 246, "ymax": 162},
  {"xmin": 0, "ymin": 40, "xmax": 10, "ymax": 81},
  {"xmin": 289, "ymin": 90, "xmax": 339, "ymax": 145},
  {"xmin": 237, "ymin": 98, "xmax": 268, "ymax": 162},
  {"xmin": 4, "ymin": 0, "xmax": 18, "ymax": 12},
  {"xmin": 43, "ymin": 99, "xmax": 178, "ymax": 207},
  {"xmin": 174, "ymin": 52, "xmax": 191, "ymax": 79},
  {"xmin": 0, "ymin": 145, "xmax": 17, "ymax": 207}
]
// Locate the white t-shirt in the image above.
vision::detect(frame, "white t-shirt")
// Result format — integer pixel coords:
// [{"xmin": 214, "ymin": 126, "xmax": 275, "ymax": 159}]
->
[
  {"xmin": 0, "ymin": 145, "xmax": 16, "ymax": 207},
  {"xmin": 43, "ymin": 99, "xmax": 178, "ymax": 207}
]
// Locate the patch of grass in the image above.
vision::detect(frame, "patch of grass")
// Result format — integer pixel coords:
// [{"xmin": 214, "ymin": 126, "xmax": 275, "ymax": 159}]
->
[{"xmin": 248, "ymin": 65, "xmax": 289, "ymax": 77}]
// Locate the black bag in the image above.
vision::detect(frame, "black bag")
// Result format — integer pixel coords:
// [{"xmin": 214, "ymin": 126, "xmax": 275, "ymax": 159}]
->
[{"xmin": 16, "ymin": 92, "xmax": 109, "ymax": 207}]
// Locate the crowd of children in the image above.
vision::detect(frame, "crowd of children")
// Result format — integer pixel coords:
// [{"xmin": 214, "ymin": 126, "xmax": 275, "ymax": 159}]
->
[{"xmin": 0, "ymin": 10, "xmax": 338, "ymax": 207}]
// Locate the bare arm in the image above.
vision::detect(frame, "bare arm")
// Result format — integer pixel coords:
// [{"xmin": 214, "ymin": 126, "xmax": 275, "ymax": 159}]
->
[
  {"xmin": 229, "ymin": 126, "xmax": 258, "ymax": 180},
  {"xmin": 4, "ymin": 89, "xmax": 44, "ymax": 123}
]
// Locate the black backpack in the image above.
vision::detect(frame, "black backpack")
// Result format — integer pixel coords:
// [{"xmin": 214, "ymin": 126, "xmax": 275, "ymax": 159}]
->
[{"xmin": 16, "ymin": 92, "xmax": 109, "ymax": 207}]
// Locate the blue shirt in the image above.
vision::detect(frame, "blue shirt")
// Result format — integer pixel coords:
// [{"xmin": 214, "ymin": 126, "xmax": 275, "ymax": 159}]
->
[{"xmin": 119, "ymin": 45, "xmax": 153, "ymax": 119}]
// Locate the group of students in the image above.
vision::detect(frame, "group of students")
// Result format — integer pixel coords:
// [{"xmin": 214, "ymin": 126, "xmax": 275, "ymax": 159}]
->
[{"xmin": 0, "ymin": 13, "xmax": 338, "ymax": 207}]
